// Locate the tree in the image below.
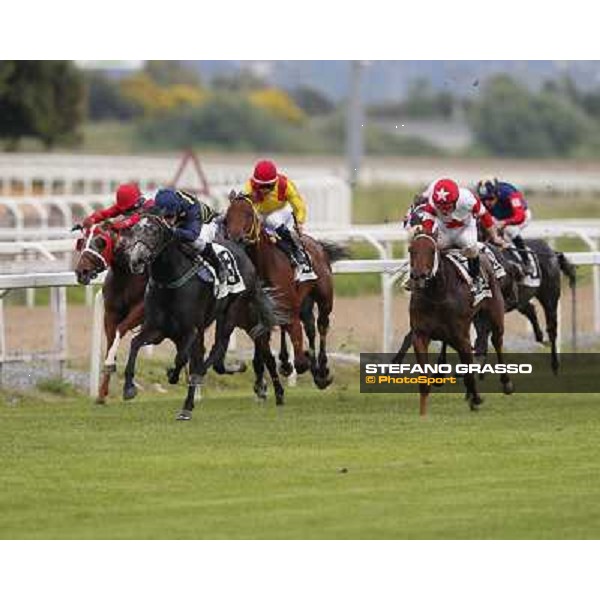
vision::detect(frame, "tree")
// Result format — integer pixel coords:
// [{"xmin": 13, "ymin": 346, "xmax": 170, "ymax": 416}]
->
[
  {"xmin": 0, "ymin": 61, "xmax": 85, "ymax": 150},
  {"xmin": 85, "ymin": 72, "xmax": 141, "ymax": 121},
  {"xmin": 290, "ymin": 85, "xmax": 335, "ymax": 116},
  {"xmin": 144, "ymin": 61, "xmax": 202, "ymax": 87},
  {"xmin": 468, "ymin": 75, "xmax": 591, "ymax": 157}
]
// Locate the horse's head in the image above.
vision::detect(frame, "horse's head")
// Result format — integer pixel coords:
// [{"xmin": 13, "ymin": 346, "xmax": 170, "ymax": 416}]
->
[
  {"xmin": 224, "ymin": 192, "xmax": 260, "ymax": 244},
  {"xmin": 125, "ymin": 214, "xmax": 173, "ymax": 275},
  {"xmin": 408, "ymin": 233, "xmax": 440, "ymax": 290},
  {"xmin": 74, "ymin": 225, "xmax": 116, "ymax": 285}
]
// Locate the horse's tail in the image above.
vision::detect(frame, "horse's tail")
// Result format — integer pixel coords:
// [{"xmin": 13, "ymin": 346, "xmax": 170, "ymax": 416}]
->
[
  {"xmin": 248, "ymin": 280, "xmax": 288, "ymax": 339},
  {"xmin": 317, "ymin": 240, "xmax": 350, "ymax": 264},
  {"xmin": 557, "ymin": 252, "xmax": 576, "ymax": 290}
]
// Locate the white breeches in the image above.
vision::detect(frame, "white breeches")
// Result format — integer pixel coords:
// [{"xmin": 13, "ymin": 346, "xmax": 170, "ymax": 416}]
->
[
  {"xmin": 191, "ymin": 220, "xmax": 219, "ymax": 251},
  {"xmin": 437, "ymin": 219, "xmax": 479, "ymax": 258},
  {"xmin": 262, "ymin": 205, "xmax": 295, "ymax": 232}
]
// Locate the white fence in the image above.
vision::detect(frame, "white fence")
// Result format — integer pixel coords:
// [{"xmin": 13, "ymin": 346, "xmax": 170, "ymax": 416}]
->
[
  {"xmin": 0, "ymin": 252, "xmax": 598, "ymax": 397},
  {"xmin": 0, "ymin": 176, "xmax": 352, "ymax": 238}
]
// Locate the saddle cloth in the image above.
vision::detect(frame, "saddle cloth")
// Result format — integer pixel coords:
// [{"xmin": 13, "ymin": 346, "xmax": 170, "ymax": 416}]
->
[
  {"xmin": 197, "ymin": 242, "xmax": 246, "ymax": 299},
  {"xmin": 480, "ymin": 244, "xmax": 507, "ymax": 279},
  {"xmin": 445, "ymin": 250, "xmax": 492, "ymax": 307},
  {"xmin": 508, "ymin": 247, "xmax": 541, "ymax": 288}
]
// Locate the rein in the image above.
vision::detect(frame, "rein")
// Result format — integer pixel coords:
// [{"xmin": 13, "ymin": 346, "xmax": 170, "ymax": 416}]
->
[{"xmin": 232, "ymin": 195, "xmax": 261, "ymax": 245}]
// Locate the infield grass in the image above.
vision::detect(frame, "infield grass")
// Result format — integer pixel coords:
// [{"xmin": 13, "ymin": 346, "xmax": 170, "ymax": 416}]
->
[{"xmin": 1, "ymin": 364, "xmax": 599, "ymax": 539}]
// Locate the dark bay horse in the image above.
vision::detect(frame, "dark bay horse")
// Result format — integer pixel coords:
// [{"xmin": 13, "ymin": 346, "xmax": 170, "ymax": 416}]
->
[
  {"xmin": 74, "ymin": 223, "xmax": 146, "ymax": 403},
  {"xmin": 120, "ymin": 214, "xmax": 286, "ymax": 419},
  {"xmin": 224, "ymin": 193, "xmax": 344, "ymax": 389},
  {"xmin": 396, "ymin": 233, "xmax": 513, "ymax": 415},
  {"xmin": 474, "ymin": 236, "xmax": 576, "ymax": 373}
]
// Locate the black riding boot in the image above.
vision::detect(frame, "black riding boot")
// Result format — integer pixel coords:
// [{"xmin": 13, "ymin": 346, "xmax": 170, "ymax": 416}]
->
[
  {"xmin": 513, "ymin": 235, "xmax": 533, "ymax": 274},
  {"xmin": 275, "ymin": 225, "xmax": 305, "ymax": 267},
  {"xmin": 201, "ymin": 243, "xmax": 228, "ymax": 285}
]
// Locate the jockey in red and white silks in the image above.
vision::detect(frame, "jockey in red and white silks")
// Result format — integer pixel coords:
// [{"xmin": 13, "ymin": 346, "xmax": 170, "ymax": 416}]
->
[{"xmin": 419, "ymin": 178, "xmax": 506, "ymax": 285}]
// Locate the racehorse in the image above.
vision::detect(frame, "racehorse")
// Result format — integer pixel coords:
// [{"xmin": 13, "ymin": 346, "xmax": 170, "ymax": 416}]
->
[
  {"xmin": 396, "ymin": 233, "xmax": 513, "ymax": 416},
  {"xmin": 74, "ymin": 223, "xmax": 146, "ymax": 403},
  {"xmin": 119, "ymin": 213, "xmax": 286, "ymax": 420},
  {"xmin": 473, "ymin": 234, "xmax": 576, "ymax": 374},
  {"xmin": 224, "ymin": 193, "xmax": 346, "ymax": 389}
]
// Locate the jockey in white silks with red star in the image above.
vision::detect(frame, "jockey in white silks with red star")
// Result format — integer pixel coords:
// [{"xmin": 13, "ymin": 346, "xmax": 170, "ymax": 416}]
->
[{"xmin": 418, "ymin": 177, "xmax": 507, "ymax": 292}]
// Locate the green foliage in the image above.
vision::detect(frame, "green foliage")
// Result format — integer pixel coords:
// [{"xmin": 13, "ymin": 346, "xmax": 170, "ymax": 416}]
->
[
  {"xmin": 0, "ymin": 61, "xmax": 85, "ymax": 150},
  {"xmin": 36, "ymin": 378, "xmax": 80, "ymax": 396},
  {"xmin": 290, "ymin": 85, "xmax": 336, "ymax": 116},
  {"xmin": 144, "ymin": 61, "xmax": 202, "ymax": 87},
  {"xmin": 368, "ymin": 78, "xmax": 456, "ymax": 120},
  {"xmin": 137, "ymin": 93, "xmax": 318, "ymax": 153},
  {"xmin": 85, "ymin": 72, "xmax": 141, "ymax": 121},
  {"xmin": 468, "ymin": 75, "xmax": 594, "ymax": 157}
]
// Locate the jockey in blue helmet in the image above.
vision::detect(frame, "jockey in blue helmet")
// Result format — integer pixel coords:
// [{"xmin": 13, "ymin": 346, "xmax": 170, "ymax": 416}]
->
[{"xmin": 154, "ymin": 188, "xmax": 228, "ymax": 284}]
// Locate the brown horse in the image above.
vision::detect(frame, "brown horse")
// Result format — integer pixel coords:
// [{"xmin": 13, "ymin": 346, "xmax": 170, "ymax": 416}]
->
[
  {"xmin": 224, "ymin": 193, "xmax": 339, "ymax": 389},
  {"xmin": 74, "ymin": 223, "xmax": 146, "ymax": 403},
  {"xmin": 397, "ymin": 233, "xmax": 513, "ymax": 416}
]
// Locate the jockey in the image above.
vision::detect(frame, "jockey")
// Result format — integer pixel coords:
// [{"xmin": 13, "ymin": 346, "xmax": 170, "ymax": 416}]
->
[
  {"xmin": 154, "ymin": 188, "xmax": 228, "ymax": 285},
  {"xmin": 420, "ymin": 178, "xmax": 507, "ymax": 291},
  {"xmin": 243, "ymin": 159, "xmax": 307, "ymax": 267},
  {"xmin": 476, "ymin": 177, "xmax": 533, "ymax": 274},
  {"xmin": 80, "ymin": 183, "xmax": 148, "ymax": 231}
]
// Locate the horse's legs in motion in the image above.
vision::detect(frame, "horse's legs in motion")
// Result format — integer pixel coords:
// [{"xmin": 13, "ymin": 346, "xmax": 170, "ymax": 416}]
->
[
  {"xmin": 252, "ymin": 333, "xmax": 285, "ymax": 405},
  {"xmin": 301, "ymin": 297, "xmax": 318, "ymax": 379},
  {"xmin": 99, "ymin": 302, "xmax": 145, "ymax": 402},
  {"xmin": 539, "ymin": 293, "xmax": 560, "ymax": 375},
  {"xmin": 456, "ymin": 340, "xmax": 483, "ymax": 410},
  {"xmin": 391, "ymin": 330, "xmax": 413, "ymax": 364},
  {"xmin": 287, "ymin": 316, "xmax": 310, "ymax": 374},
  {"xmin": 177, "ymin": 335, "xmax": 205, "ymax": 421},
  {"xmin": 122, "ymin": 326, "xmax": 163, "ymax": 400},
  {"xmin": 98, "ymin": 311, "xmax": 118, "ymax": 403},
  {"xmin": 518, "ymin": 301, "xmax": 544, "ymax": 344},
  {"xmin": 412, "ymin": 331, "xmax": 431, "ymax": 416},
  {"xmin": 314, "ymin": 295, "xmax": 334, "ymax": 389},
  {"xmin": 278, "ymin": 329, "xmax": 294, "ymax": 377},
  {"xmin": 167, "ymin": 330, "xmax": 198, "ymax": 385},
  {"xmin": 473, "ymin": 312, "xmax": 490, "ymax": 361},
  {"xmin": 489, "ymin": 316, "xmax": 513, "ymax": 395}
]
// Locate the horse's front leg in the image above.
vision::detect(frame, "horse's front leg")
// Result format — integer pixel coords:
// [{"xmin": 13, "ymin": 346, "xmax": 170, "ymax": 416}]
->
[
  {"xmin": 456, "ymin": 340, "xmax": 483, "ymax": 411},
  {"xmin": 167, "ymin": 329, "xmax": 198, "ymax": 385},
  {"xmin": 98, "ymin": 311, "xmax": 118, "ymax": 403},
  {"xmin": 412, "ymin": 331, "xmax": 431, "ymax": 417},
  {"xmin": 287, "ymin": 316, "xmax": 310, "ymax": 374},
  {"xmin": 176, "ymin": 336, "xmax": 205, "ymax": 421},
  {"xmin": 391, "ymin": 329, "xmax": 413, "ymax": 364},
  {"xmin": 278, "ymin": 328, "xmax": 294, "ymax": 377},
  {"xmin": 123, "ymin": 326, "xmax": 163, "ymax": 400}
]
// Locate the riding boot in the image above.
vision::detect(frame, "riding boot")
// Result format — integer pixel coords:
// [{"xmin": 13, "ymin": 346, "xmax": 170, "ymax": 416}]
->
[
  {"xmin": 275, "ymin": 225, "xmax": 305, "ymax": 267},
  {"xmin": 468, "ymin": 255, "xmax": 483, "ymax": 294},
  {"xmin": 201, "ymin": 243, "xmax": 228, "ymax": 285},
  {"xmin": 513, "ymin": 235, "xmax": 533, "ymax": 275}
]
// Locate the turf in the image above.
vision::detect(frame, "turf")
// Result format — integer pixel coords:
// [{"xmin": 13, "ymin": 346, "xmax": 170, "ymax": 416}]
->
[{"xmin": 1, "ymin": 365, "xmax": 599, "ymax": 540}]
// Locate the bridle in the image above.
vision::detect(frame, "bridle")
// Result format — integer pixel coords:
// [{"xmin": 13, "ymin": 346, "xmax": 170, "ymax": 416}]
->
[
  {"xmin": 410, "ymin": 233, "xmax": 440, "ymax": 283},
  {"xmin": 129, "ymin": 214, "xmax": 174, "ymax": 263},
  {"xmin": 80, "ymin": 226, "xmax": 116, "ymax": 278},
  {"xmin": 229, "ymin": 195, "xmax": 261, "ymax": 245}
]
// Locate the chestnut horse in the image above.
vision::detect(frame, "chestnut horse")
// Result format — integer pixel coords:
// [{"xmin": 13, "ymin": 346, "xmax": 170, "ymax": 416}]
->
[
  {"xmin": 398, "ymin": 233, "xmax": 513, "ymax": 415},
  {"xmin": 224, "ymin": 193, "xmax": 341, "ymax": 389},
  {"xmin": 74, "ymin": 223, "xmax": 146, "ymax": 403}
]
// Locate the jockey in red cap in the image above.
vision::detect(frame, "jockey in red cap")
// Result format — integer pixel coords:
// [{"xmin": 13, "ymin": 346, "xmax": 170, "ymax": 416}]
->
[
  {"xmin": 243, "ymin": 160, "xmax": 308, "ymax": 268},
  {"xmin": 79, "ymin": 183, "xmax": 149, "ymax": 231},
  {"xmin": 419, "ymin": 177, "xmax": 506, "ymax": 292}
]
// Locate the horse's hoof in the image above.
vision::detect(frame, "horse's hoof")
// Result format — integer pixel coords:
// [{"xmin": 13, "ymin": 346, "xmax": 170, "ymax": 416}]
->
[
  {"xmin": 253, "ymin": 381, "xmax": 268, "ymax": 400},
  {"xmin": 213, "ymin": 363, "xmax": 226, "ymax": 375},
  {"xmin": 469, "ymin": 395, "xmax": 484, "ymax": 410},
  {"xmin": 122, "ymin": 385, "xmax": 137, "ymax": 401},
  {"xmin": 279, "ymin": 362, "xmax": 294, "ymax": 377},
  {"xmin": 294, "ymin": 361, "xmax": 310, "ymax": 375},
  {"xmin": 167, "ymin": 367, "xmax": 179, "ymax": 385},
  {"xmin": 502, "ymin": 380, "xmax": 515, "ymax": 395},
  {"xmin": 176, "ymin": 410, "xmax": 192, "ymax": 421},
  {"xmin": 315, "ymin": 374, "xmax": 333, "ymax": 390}
]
